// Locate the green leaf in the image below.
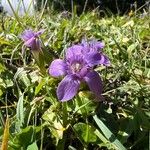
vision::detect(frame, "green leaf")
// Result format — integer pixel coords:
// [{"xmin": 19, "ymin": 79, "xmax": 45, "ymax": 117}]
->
[
  {"xmin": 127, "ymin": 43, "xmax": 138, "ymax": 58},
  {"xmin": 16, "ymin": 93, "xmax": 24, "ymax": 127},
  {"xmin": 94, "ymin": 129, "xmax": 108, "ymax": 144},
  {"xmin": 14, "ymin": 68, "xmax": 31, "ymax": 88},
  {"xmin": 0, "ymin": 89, "xmax": 3, "ymax": 97},
  {"xmin": 73, "ymin": 122, "xmax": 97, "ymax": 143},
  {"xmin": 9, "ymin": 126, "xmax": 36, "ymax": 150},
  {"xmin": 27, "ymin": 142, "xmax": 38, "ymax": 150},
  {"xmin": 0, "ymin": 37, "xmax": 11, "ymax": 45},
  {"xmin": 74, "ymin": 95, "xmax": 96, "ymax": 115},
  {"xmin": 93, "ymin": 115, "xmax": 127, "ymax": 150},
  {"xmin": 16, "ymin": 126, "xmax": 35, "ymax": 148},
  {"xmin": 42, "ymin": 106, "xmax": 64, "ymax": 140},
  {"xmin": 68, "ymin": 145, "xmax": 77, "ymax": 150},
  {"xmin": 35, "ymin": 78, "xmax": 46, "ymax": 96},
  {"xmin": 0, "ymin": 63, "xmax": 6, "ymax": 73}
]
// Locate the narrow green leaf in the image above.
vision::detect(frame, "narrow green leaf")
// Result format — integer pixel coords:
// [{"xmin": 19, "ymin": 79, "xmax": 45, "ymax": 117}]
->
[
  {"xmin": 16, "ymin": 93, "xmax": 24, "ymax": 127},
  {"xmin": 94, "ymin": 129, "xmax": 108, "ymax": 144},
  {"xmin": 35, "ymin": 78, "xmax": 46, "ymax": 96},
  {"xmin": 68, "ymin": 145, "xmax": 77, "ymax": 150},
  {"xmin": 93, "ymin": 115, "xmax": 126, "ymax": 150}
]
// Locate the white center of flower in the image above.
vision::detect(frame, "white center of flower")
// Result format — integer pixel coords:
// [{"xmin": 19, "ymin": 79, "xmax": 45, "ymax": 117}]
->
[{"xmin": 71, "ymin": 63, "xmax": 82, "ymax": 73}]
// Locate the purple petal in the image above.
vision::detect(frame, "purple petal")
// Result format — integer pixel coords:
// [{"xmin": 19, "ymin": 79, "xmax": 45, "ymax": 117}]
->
[
  {"xmin": 21, "ymin": 30, "xmax": 35, "ymax": 41},
  {"xmin": 85, "ymin": 52, "xmax": 110, "ymax": 66},
  {"xmin": 81, "ymin": 39, "xmax": 91, "ymax": 54},
  {"xmin": 49, "ymin": 59, "xmax": 67, "ymax": 77},
  {"xmin": 82, "ymin": 39, "xmax": 104, "ymax": 52},
  {"xmin": 84, "ymin": 71, "xmax": 103, "ymax": 98},
  {"xmin": 57, "ymin": 75, "xmax": 80, "ymax": 101},
  {"xmin": 36, "ymin": 29, "xmax": 45, "ymax": 36},
  {"xmin": 24, "ymin": 37, "xmax": 35, "ymax": 47},
  {"xmin": 90, "ymin": 40, "xmax": 105, "ymax": 50},
  {"xmin": 66, "ymin": 45, "xmax": 83, "ymax": 59},
  {"xmin": 24, "ymin": 37, "xmax": 41, "ymax": 50},
  {"xmin": 85, "ymin": 52, "xmax": 103, "ymax": 67},
  {"xmin": 100, "ymin": 54, "xmax": 110, "ymax": 66},
  {"xmin": 79, "ymin": 67, "xmax": 88, "ymax": 78}
]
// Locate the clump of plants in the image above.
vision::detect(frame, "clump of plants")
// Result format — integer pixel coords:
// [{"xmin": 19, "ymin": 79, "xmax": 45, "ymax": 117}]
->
[{"xmin": 0, "ymin": 6, "xmax": 149, "ymax": 150}]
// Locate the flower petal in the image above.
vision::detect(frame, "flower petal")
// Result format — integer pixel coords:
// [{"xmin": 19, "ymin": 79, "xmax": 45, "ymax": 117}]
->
[
  {"xmin": 49, "ymin": 59, "xmax": 67, "ymax": 77},
  {"xmin": 84, "ymin": 71, "xmax": 103, "ymax": 98},
  {"xmin": 82, "ymin": 39, "xmax": 104, "ymax": 52},
  {"xmin": 36, "ymin": 29, "xmax": 45, "ymax": 36},
  {"xmin": 21, "ymin": 29, "xmax": 35, "ymax": 41},
  {"xmin": 100, "ymin": 54, "xmax": 110, "ymax": 66},
  {"xmin": 85, "ymin": 52, "xmax": 110, "ymax": 66},
  {"xmin": 24, "ymin": 37, "xmax": 35, "ymax": 47},
  {"xmin": 24, "ymin": 37, "xmax": 41, "ymax": 50},
  {"xmin": 57, "ymin": 75, "xmax": 80, "ymax": 101},
  {"xmin": 85, "ymin": 52, "xmax": 102, "ymax": 67},
  {"xmin": 90, "ymin": 40, "xmax": 105, "ymax": 50},
  {"xmin": 66, "ymin": 45, "xmax": 83, "ymax": 59}
]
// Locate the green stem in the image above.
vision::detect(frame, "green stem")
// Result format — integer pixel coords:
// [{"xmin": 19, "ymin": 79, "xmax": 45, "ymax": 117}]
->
[{"xmin": 62, "ymin": 102, "xmax": 68, "ymax": 127}]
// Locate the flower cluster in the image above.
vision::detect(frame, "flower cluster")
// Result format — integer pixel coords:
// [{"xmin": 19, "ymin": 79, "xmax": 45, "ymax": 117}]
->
[
  {"xmin": 49, "ymin": 39, "xmax": 110, "ymax": 102},
  {"xmin": 20, "ymin": 29, "xmax": 110, "ymax": 102}
]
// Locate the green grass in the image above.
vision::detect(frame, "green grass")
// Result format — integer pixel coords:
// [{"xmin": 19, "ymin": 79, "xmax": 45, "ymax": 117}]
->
[{"xmin": 0, "ymin": 8, "xmax": 150, "ymax": 150}]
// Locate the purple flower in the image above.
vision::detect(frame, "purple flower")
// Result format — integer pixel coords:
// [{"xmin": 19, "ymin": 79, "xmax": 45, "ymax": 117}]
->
[
  {"xmin": 21, "ymin": 29, "xmax": 44, "ymax": 51},
  {"xmin": 49, "ymin": 39, "xmax": 110, "ymax": 102}
]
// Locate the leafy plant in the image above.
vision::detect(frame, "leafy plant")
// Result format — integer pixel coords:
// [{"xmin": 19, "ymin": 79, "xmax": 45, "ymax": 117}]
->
[{"xmin": 0, "ymin": 5, "xmax": 149, "ymax": 150}]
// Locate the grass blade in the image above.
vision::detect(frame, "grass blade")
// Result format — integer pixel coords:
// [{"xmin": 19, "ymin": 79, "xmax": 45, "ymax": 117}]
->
[
  {"xmin": 93, "ymin": 115, "xmax": 126, "ymax": 150},
  {"xmin": 16, "ymin": 93, "xmax": 24, "ymax": 127}
]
